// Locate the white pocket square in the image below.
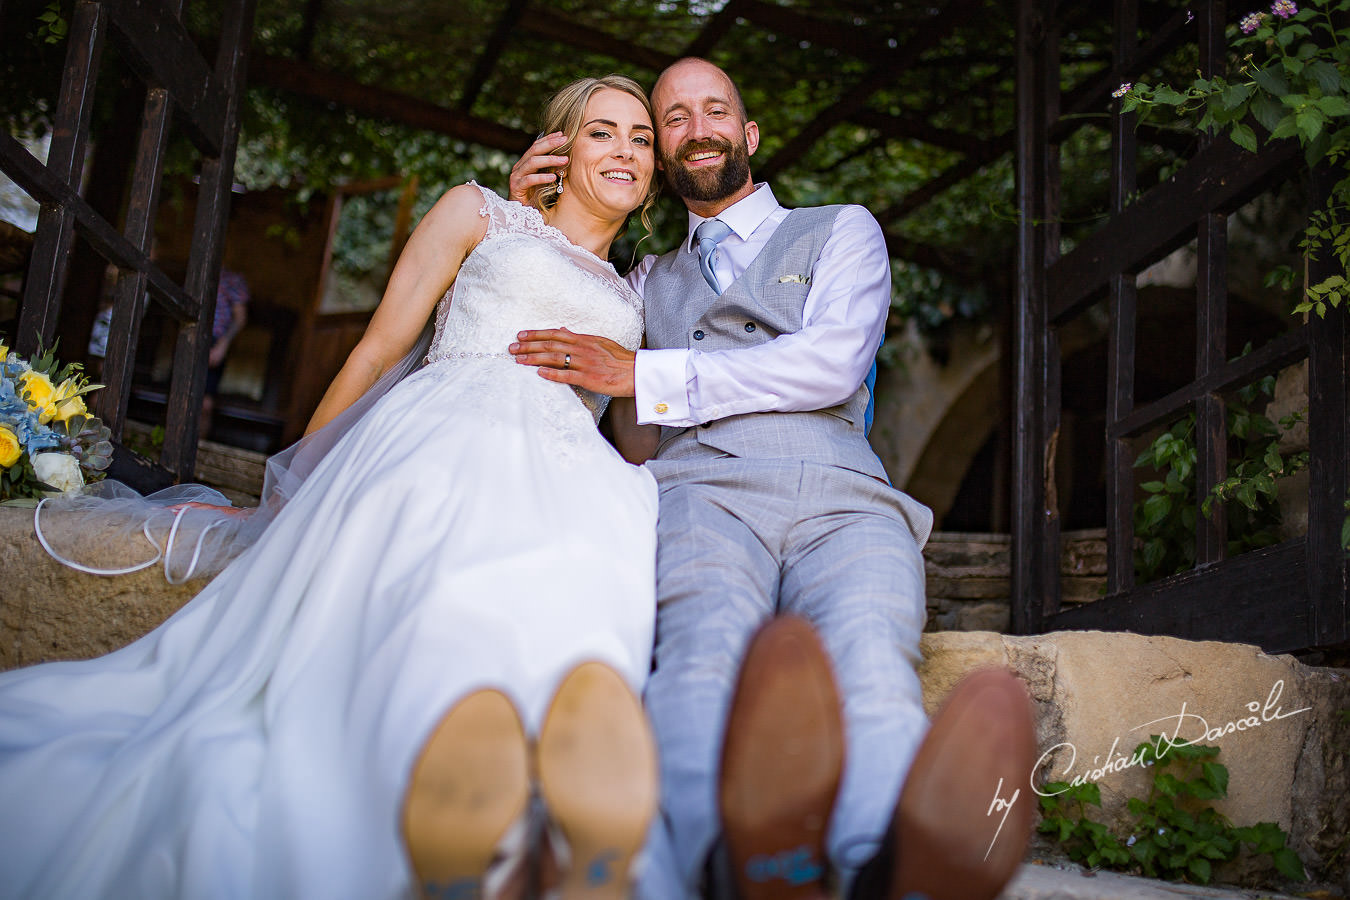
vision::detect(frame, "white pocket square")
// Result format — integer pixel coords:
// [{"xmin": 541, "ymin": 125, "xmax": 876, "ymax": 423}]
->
[{"xmin": 778, "ymin": 274, "xmax": 810, "ymax": 284}]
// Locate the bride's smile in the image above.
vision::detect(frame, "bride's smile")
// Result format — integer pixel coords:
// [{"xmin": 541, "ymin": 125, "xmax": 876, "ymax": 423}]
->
[{"xmin": 552, "ymin": 88, "xmax": 655, "ymax": 227}]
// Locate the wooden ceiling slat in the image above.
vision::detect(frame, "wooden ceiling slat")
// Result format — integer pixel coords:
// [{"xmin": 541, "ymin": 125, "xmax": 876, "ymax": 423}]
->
[
  {"xmin": 851, "ymin": 109, "xmax": 990, "ymax": 156},
  {"xmin": 733, "ymin": 0, "xmax": 894, "ymax": 63},
  {"xmin": 681, "ymin": 0, "xmax": 749, "ymax": 59},
  {"xmin": 518, "ymin": 9, "xmax": 676, "ymax": 74},
  {"xmin": 236, "ymin": 0, "xmax": 1211, "ymax": 289},
  {"xmin": 758, "ymin": 0, "xmax": 986, "ymax": 182},
  {"xmin": 295, "ymin": 0, "xmax": 324, "ymax": 61},
  {"xmin": 248, "ymin": 51, "xmax": 533, "ymax": 150},
  {"xmin": 458, "ymin": 0, "xmax": 531, "ymax": 113}
]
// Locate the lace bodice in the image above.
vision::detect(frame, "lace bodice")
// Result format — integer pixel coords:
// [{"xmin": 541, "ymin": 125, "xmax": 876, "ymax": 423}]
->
[{"xmin": 425, "ymin": 183, "xmax": 643, "ymax": 422}]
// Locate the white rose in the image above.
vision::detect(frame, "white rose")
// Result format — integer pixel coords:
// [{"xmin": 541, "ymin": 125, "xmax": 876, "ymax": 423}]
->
[{"xmin": 32, "ymin": 452, "xmax": 85, "ymax": 493}]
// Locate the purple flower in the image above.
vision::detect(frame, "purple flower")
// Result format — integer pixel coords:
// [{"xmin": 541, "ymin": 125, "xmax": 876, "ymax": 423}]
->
[
  {"xmin": 1113, "ymin": 83, "xmax": 1133, "ymax": 98},
  {"xmin": 1241, "ymin": 11, "xmax": 1267, "ymax": 32},
  {"xmin": 1271, "ymin": 0, "xmax": 1297, "ymax": 17}
]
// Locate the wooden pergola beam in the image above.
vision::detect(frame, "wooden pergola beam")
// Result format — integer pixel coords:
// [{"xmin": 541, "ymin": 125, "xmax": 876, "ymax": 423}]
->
[
  {"xmin": 458, "ymin": 0, "xmax": 531, "ymax": 112},
  {"xmin": 248, "ymin": 51, "xmax": 534, "ymax": 151},
  {"xmin": 682, "ymin": 0, "xmax": 749, "ymax": 59},
  {"xmin": 518, "ymin": 9, "xmax": 676, "ymax": 74},
  {"xmin": 759, "ymin": 0, "xmax": 985, "ymax": 181}
]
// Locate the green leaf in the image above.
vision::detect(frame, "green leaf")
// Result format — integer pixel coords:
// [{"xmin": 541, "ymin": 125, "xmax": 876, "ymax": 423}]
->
[
  {"xmin": 1230, "ymin": 123, "xmax": 1257, "ymax": 152},
  {"xmin": 1154, "ymin": 772, "xmax": 1183, "ymax": 798},
  {"xmin": 1154, "ymin": 86, "xmax": 1188, "ymax": 105},
  {"xmin": 1253, "ymin": 66, "xmax": 1291, "ymax": 97},
  {"xmin": 1219, "ymin": 81, "xmax": 1253, "ymax": 111},
  {"xmin": 1310, "ymin": 60, "xmax": 1343, "ymax": 94},
  {"xmin": 1270, "ymin": 114, "xmax": 1301, "ymax": 141},
  {"xmin": 1142, "ymin": 493, "xmax": 1172, "ymax": 528},
  {"xmin": 1307, "ymin": 129, "xmax": 1334, "ymax": 167},
  {"xmin": 1251, "ymin": 94, "xmax": 1286, "ymax": 132},
  {"xmin": 1317, "ymin": 96, "xmax": 1350, "ymax": 117},
  {"xmin": 1297, "ymin": 108, "xmax": 1327, "ymax": 143},
  {"xmin": 1273, "ymin": 846, "xmax": 1307, "ymax": 881},
  {"xmin": 1188, "ymin": 857, "xmax": 1212, "ymax": 883}
]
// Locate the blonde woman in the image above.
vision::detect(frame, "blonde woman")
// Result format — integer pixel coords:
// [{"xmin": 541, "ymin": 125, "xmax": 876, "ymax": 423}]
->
[{"xmin": 2, "ymin": 76, "xmax": 661, "ymax": 900}]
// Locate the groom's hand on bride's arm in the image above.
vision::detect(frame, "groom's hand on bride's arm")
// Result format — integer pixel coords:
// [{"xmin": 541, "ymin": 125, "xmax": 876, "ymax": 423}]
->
[
  {"xmin": 510, "ymin": 328, "xmax": 636, "ymax": 397},
  {"xmin": 509, "ymin": 133, "xmax": 569, "ymax": 205}
]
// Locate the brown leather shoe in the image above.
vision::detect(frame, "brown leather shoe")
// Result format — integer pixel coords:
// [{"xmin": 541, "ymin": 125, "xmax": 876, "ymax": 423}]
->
[
  {"xmin": 402, "ymin": 689, "xmax": 531, "ymax": 900},
  {"xmin": 878, "ymin": 667, "xmax": 1037, "ymax": 900},
  {"xmin": 537, "ymin": 661, "xmax": 658, "ymax": 900},
  {"xmin": 719, "ymin": 616, "xmax": 844, "ymax": 900}
]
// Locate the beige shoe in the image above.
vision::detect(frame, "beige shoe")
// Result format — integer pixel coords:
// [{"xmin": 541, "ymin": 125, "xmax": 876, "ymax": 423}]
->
[
  {"xmin": 402, "ymin": 689, "xmax": 531, "ymax": 900},
  {"xmin": 537, "ymin": 662, "xmax": 658, "ymax": 900}
]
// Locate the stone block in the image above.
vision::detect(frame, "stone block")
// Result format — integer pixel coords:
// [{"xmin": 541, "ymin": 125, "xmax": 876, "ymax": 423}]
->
[
  {"xmin": 921, "ymin": 630, "xmax": 1350, "ymax": 891},
  {"xmin": 0, "ymin": 506, "xmax": 202, "ymax": 670}
]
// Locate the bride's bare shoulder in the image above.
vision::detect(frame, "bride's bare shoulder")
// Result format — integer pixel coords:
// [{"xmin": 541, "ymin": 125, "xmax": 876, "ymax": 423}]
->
[{"xmin": 415, "ymin": 184, "xmax": 491, "ymax": 246}]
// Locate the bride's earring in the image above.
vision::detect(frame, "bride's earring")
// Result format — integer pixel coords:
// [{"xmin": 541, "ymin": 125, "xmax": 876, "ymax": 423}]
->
[{"xmin": 555, "ymin": 171, "xmax": 565, "ymax": 196}]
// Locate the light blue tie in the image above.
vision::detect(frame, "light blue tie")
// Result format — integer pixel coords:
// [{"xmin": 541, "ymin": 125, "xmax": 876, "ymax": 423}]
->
[{"xmin": 695, "ymin": 218, "xmax": 733, "ymax": 294}]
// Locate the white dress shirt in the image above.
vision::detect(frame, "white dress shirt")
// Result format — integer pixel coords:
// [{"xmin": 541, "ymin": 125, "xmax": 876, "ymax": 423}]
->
[{"xmin": 626, "ymin": 183, "xmax": 891, "ymax": 427}]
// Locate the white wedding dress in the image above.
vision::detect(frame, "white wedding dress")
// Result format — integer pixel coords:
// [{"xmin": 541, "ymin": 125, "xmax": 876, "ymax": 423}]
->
[{"xmin": 0, "ymin": 184, "xmax": 658, "ymax": 899}]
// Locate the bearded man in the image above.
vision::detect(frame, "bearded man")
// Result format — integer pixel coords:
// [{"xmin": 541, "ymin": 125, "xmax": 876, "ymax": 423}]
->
[{"xmin": 510, "ymin": 57, "xmax": 1035, "ymax": 900}]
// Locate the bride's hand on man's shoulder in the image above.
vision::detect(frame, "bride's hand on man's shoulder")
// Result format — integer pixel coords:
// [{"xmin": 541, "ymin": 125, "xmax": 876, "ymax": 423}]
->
[{"xmin": 509, "ymin": 132, "xmax": 569, "ymax": 206}]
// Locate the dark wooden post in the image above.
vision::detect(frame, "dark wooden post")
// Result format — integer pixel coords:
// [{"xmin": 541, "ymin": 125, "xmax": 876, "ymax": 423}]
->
[
  {"xmin": 1194, "ymin": 0, "xmax": 1229, "ymax": 567},
  {"xmin": 1105, "ymin": 0, "xmax": 1139, "ymax": 595},
  {"xmin": 159, "ymin": 0, "xmax": 256, "ymax": 478},
  {"xmin": 94, "ymin": 82, "xmax": 174, "ymax": 441},
  {"xmin": 14, "ymin": 0, "xmax": 106, "ymax": 355},
  {"xmin": 1013, "ymin": 0, "xmax": 1054, "ymax": 632},
  {"xmin": 1306, "ymin": 165, "xmax": 1350, "ymax": 646}
]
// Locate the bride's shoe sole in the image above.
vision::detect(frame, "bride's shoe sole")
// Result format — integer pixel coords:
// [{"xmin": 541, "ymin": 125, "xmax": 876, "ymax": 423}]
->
[
  {"xmin": 402, "ymin": 689, "xmax": 530, "ymax": 900},
  {"xmin": 537, "ymin": 661, "xmax": 658, "ymax": 900}
]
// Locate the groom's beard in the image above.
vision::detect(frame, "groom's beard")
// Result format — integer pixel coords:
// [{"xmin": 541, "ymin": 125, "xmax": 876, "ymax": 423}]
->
[{"xmin": 661, "ymin": 137, "xmax": 751, "ymax": 203}]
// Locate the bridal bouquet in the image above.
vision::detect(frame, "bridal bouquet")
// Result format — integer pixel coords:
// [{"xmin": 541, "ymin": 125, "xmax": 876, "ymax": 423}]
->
[{"xmin": 0, "ymin": 339, "xmax": 112, "ymax": 502}]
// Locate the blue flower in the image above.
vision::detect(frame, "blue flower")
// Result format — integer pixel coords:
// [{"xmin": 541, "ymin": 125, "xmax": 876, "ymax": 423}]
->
[{"xmin": 0, "ymin": 408, "xmax": 58, "ymax": 453}]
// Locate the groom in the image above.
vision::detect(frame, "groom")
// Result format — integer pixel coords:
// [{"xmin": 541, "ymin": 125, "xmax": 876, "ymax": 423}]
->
[{"xmin": 509, "ymin": 58, "xmax": 1034, "ymax": 900}]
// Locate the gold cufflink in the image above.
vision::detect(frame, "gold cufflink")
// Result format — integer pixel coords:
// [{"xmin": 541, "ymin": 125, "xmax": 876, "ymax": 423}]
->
[{"xmin": 654, "ymin": 402, "xmax": 669, "ymax": 414}]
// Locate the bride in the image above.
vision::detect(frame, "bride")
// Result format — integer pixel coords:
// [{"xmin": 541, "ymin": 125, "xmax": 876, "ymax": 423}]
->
[{"xmin": 0, "ymin": 75, "xmax": 661, "ymax": 900}]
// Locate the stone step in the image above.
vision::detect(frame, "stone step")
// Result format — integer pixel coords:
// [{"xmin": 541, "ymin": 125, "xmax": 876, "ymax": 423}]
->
[
  {"xmin": 1, "ymin": 507, "xmax": 1346, "ymax": 895},
  {"xmin": 1003, "ymin": 862, "xmax": 1312, "ymax": 899}
]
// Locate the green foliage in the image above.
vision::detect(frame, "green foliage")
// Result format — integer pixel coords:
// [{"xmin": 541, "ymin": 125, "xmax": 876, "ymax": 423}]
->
[
  {"xmin": 35, "ymin": 1, "xmax": 67, "ymax": 44},
  {"xmin": 1120, "ymin": 0, "xmax": 1350, "ymax": 316},
  {"xmin": 1133, "ymin": 367, "xmax": 1303, "ymax": 582},
  {"xmin": 1039, "ymin": 737, "xmax": 1307, "ymax": 885}
]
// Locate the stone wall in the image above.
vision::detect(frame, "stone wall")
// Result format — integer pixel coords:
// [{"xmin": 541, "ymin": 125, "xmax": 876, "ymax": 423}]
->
[
  {"xmin": 922, "ymin": 631, "xmax": 1350, "ymax": 891},
  {"xmin": 924, "ymin": 529, "xmax": 1106, "ymax": 633},
  {"xmin": 0, "ymin": 506, "xmax": 204, "ymax": 669},
  {"xmin": 2, "ymin": 509, "xmax": 1107, "ymax": 666}
]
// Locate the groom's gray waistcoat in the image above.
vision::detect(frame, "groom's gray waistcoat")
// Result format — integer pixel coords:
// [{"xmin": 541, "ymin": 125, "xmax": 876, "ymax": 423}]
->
[{"xmin": 643, "ymin": 206, "xmax": 887, "ymax": 482}]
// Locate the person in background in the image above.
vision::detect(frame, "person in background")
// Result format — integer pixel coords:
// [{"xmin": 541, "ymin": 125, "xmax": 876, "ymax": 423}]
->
[{"xmin": 201, "ymin": 267, "xmax": 249, "ymax": 437}]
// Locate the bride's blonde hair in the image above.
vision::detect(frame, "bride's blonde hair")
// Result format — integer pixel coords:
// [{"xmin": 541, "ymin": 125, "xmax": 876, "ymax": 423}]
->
[{"xmin": 529, "ymin": 75, "xmax": 661, "ymax": 237}]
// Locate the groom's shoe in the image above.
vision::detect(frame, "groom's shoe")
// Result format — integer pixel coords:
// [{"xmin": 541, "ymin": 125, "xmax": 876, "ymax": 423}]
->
[
  {"xmin": 537, "ymin": 661, "xmax": 658, "ymax": 900},
  {"xmin": 851, "ymin": 668, "xmax": 1037, "ymax": 900},
  {"xmin": 402, "ymin": 688, "xmax": 532, "ymax": 900},
  {"xmin": 718, "ymin": 616, "xmax": 844, "ymax": 900}
]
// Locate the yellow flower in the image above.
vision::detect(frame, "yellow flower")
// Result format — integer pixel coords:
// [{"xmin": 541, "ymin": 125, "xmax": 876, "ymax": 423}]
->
[
  {"xmin": 52, "ymin": 378, "xmax": 88, "ymax": 424},
  {"xmin": 19, "ymin": 370, "xmax": 58, "ymax": 423},
  {"xmin": 0, "ymin": 425, "xmax": 20, "ymax": 469},
  {"xmin": 0, "ymin": 341, "xmax": 8, "ymax": 363}
]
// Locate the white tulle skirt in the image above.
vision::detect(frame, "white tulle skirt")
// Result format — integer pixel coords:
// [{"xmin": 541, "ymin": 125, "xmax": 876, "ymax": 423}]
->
[{"xmin": 0, "ymin": 357, "xmax": 658, "ymax": 899}]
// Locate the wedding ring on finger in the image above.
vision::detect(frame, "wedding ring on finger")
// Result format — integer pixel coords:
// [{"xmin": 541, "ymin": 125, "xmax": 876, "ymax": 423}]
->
[{"xmin": 564, "ymin": 354, "xmax": 571, "ymax": 369}]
